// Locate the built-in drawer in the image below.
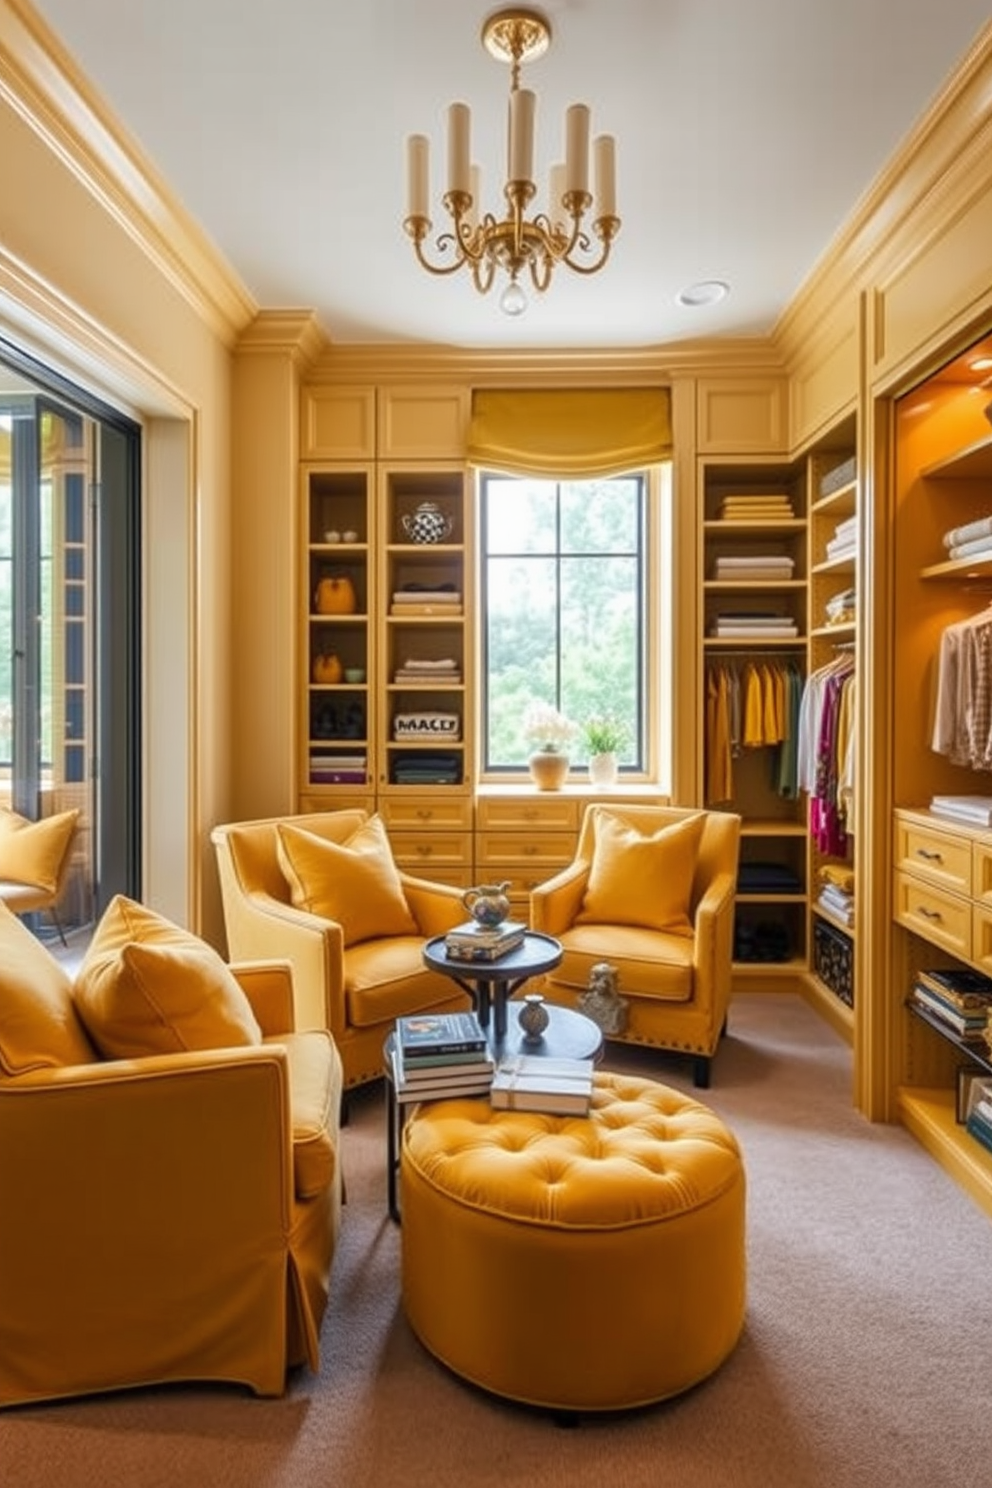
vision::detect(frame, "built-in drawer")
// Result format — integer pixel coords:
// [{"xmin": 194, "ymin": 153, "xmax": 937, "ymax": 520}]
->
[
  {"xmin": 972, "ymin": 842, "xmax": 992, "ymax": 907},
  {"xmin": 390, "ymin": 831, "xmax": 473, "ymax": 872},
  {"xmin": 475, "ymin": 832, "xmax": 576, "ymax": 870},
  {"xmin": 378, "ymin": 796, "xmax": 473, "ymax": 831},
  {"xmin": 475, "ymin": 796, "xmax": 580, "ymax": 832},
  {"xmin": 894, "ymin": 869, "xmax": 971, "ymax": 960},
  {"xmin": 972, "ymin": 904, "xmax": 992, "ymax": 977},
  {"xmin": 893, "ymin": 817, "xmax": 973, "ymax": 897}
]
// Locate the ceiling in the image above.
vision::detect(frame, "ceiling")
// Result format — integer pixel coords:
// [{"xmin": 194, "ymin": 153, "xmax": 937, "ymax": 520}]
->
[{"xmin": 26, "ymin": 0, "xmax": 992, "ymax": 352}]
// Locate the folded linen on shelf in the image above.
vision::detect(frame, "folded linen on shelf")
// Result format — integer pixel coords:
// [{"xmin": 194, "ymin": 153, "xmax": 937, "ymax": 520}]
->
[{"xmin": 943, "ymin": 514, "xmax": 992, "ymax": 549}]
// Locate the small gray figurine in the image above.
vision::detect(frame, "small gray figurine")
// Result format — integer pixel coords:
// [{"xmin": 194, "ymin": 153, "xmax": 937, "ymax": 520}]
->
[{"xmin": 578, "ymin": 961, "xmax": 628, "ymax": 1035}]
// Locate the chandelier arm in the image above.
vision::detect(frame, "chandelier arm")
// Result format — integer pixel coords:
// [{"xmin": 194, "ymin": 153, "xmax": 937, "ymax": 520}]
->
[
  {"xmin": 405, "ymin": 221, "xmax": 471, "ymax": 277},
  {"xmin": 560, "ymin": 216, "xmax": 621, "ymax": 275}
]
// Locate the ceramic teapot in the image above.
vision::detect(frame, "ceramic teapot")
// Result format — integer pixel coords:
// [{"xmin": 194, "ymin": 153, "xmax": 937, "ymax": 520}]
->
[
  {"xmin": 462, "ymin": 881, "xmax": 512, "ymax": 928},
  {"xmin": 315, "ymin": 574, "xmax": 357, "ymax": 614},
  {"xmin": 312, "ymin": 651, "xmax": 343, "ymax": 684},
  {"xmin": 401, "ymin": 501, "xmax": 453, "ymax": 545}
]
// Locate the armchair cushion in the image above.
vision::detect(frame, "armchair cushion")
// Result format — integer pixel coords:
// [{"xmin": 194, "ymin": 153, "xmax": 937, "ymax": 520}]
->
[
  {"xmin": 0, "ymin": 902, "xmax": 96, "ymax": 1075},
  {"xmin": 0, "ymin": 807, "xmax": 78, "ymax": 892},
  {"xmin": 74, "ymin": 895, "xmax": 263, "ymax": 1059},
  {"xmin": 276, "ymin": 814, "xmax": 417, "ymax": 946},
  {"xmin": 576, "ymin": 808, "xmax": 704, "ymax": 935},
  {"xmin": 279, "ymin": 1029, "xmax": 338, "ymax": 1198}
]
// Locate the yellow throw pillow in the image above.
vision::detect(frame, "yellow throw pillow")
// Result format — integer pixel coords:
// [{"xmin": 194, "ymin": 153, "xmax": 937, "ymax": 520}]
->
[
  {"xmin": 576, "ymin": 811, "xmax": 705, "ymax": 936},
  {"xmin": 74, "ymin": 895, "xmax": 262, "ymax": 1060},
  {"xmin": 0, "ymin": 807, "xmax": 79, "ymax": 894},
  {"xmin": 276, "ymin": 814, "xmax": 417, "ymax": 946},
  {"xmin": 0, "ymin": 900, "xmax": 96, "ymax": 1074}
]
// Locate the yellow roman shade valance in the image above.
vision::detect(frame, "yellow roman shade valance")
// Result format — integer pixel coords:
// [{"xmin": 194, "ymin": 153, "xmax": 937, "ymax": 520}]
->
[{"xmin": 466, "ymin": 388, "xmax": 672, "ymax": 477}]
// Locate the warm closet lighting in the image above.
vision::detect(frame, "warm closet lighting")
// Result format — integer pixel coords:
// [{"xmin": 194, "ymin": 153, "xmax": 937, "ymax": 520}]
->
[{"xmin": 403, "ymin": 7, "xmax": 620, "ymax": 316}]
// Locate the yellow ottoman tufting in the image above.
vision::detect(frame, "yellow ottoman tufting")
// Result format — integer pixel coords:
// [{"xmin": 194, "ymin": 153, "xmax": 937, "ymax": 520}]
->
[{"xmin": 400, "ymin": 1071, "xmax": 746, "ymax": 1412}]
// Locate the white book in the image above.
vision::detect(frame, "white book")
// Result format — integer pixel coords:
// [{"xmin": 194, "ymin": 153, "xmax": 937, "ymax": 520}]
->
[{"xmin": 490, "ymin": 1055, "xmax": 594, "ymax": 1115}]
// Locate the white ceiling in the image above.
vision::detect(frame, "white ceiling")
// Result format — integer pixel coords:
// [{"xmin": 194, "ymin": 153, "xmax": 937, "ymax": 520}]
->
[{"xmin": 27, "ymin": 0, "xmax": 992, "ymax": 351}]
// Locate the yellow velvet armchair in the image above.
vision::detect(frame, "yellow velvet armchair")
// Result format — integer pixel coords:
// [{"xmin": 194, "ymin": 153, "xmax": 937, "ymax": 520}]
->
[
  {"xmin": 530, "ymin": 803, "xmax": 741, "ymax": 1087},
  {"xmin": 211, "ymin": 810, "xmax": 470, "ymax": 1092},
  {"xmin": 0, "ymin": 898, "xmax": 344, "ymax": 1407}
]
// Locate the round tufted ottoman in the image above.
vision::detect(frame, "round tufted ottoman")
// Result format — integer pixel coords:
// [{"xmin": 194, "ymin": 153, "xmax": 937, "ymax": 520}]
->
[{"xmin": 400, "ymin": 1070, "xmax": 746, "ymax": 1412}]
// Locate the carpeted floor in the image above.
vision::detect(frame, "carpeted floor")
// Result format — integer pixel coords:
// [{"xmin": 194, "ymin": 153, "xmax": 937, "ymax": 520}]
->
[{"xmin": 3, "ymin": 992, "xmax": 992, "ymax": 1488}]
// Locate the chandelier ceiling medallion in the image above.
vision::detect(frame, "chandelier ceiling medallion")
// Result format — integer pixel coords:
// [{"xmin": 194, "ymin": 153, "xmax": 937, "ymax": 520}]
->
[{"xmin": 404, "ymin": 7, "xmax": 620, "ymax": 317}]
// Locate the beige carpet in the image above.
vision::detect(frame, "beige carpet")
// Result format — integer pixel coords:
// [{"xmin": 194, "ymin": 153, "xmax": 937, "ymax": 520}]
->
[{"xmin": 3, "ymin": 992, "xmax": 992, "ymax": 1488}]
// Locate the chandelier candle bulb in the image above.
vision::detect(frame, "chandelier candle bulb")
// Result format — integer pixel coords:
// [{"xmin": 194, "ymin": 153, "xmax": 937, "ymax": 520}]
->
[
  {"xmin": 447, "ymin": 102, "xmax": 471, "ymax": 196},
  {"xmin": 466, "ymin": 164, "xmax": 481, "ymax": 231},
  {"xmin": 565, "ymin": 103, "xmax": 590, "ymax": 196},
  {"xmin": 408, "ymin": 134, "xmax": 429, "ymax": 220},
  {"xmin": 509, "ymin": 87, "xmax": 536, "ymax": 183},
  {"xmin": 594, "ymin": 134, "xmax": 616, "ymax": 219},
  {"xmin": 548, "ymin": 162, "xmax": 565, "ymax": 228}
]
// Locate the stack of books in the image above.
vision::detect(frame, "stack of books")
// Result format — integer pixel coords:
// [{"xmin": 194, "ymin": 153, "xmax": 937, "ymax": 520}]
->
[
  {"xmin": 929, "ymin": 794, "xmax": 992, "ymax": 828},
  {"xmin": 392, "ymin": 1011, "xmax": 494, "ymax": 1100},
  {"xmin": 909, "ymin": 968, "xmax": 992, "ymax": 1042},
  {"xmin": 444, "ymin": 919, "xmax": 526, "ymax": 963},
  {"xmin": 308, "ymin": 751, "xmax": 366, "ymax": 785},
  {"xmin": 965, "ymin": 1076, "xmax": 992, "ymax": 1156},
  {"xmin": 490, "ymin": 1054, "xmax": 595, "ymax": 1115}
]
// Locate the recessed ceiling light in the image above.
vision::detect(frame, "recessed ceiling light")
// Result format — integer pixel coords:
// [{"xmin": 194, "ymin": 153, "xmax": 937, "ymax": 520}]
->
[
  {"xmin": 970, "ymin": 356, "xmax": 992, "ymax": 372},
  {"xmin": 677, "ymin": 280, "xmax": 730, "ymax": 308}
]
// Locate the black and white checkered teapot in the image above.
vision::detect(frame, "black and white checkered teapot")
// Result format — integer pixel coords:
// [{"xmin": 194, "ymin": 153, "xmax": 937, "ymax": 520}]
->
[{"xmin": 401, "ymin": 501, "xmax": 453, "ymax": 544}]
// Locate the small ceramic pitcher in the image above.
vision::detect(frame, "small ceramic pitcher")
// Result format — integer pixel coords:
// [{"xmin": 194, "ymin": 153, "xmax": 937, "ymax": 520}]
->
[{"xmin": 462, "ymin": 882, "xmax": 511, "ymax": 928}]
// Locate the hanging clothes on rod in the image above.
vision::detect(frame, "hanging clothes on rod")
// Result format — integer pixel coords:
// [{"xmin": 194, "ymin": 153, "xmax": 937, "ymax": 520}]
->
[
  {"xmin": 931, "ymin": 604, "xmax": 992, "ymax": 770},
  {"xmin": 705, "ymin": 656, "xmax": 804, "ymax": 805},
  {"xmin": 797, "ymin": 652, "xmax": 856, "ymax": 852}
]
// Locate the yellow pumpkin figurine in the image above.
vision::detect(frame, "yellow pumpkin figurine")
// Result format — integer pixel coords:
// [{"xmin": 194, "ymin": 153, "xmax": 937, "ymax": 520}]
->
[
  {"xmin": 313, "ymin": 651, "xmax": 343, "ymax": 684},
  {"xmin": 315, "ymin": 574, "xmax": 357, "ymax": 614}
]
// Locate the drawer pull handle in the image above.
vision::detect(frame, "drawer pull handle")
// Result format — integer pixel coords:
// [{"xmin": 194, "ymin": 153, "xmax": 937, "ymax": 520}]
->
[
  {"xmin": 417, "ymin": 845, "xmax": 431, "ymax": 856},
  {"xmin": 916, "ymin": 848, "xmax": 943, "ymax": 862},
  {"xmin": 524, "ymin": 845, "xmax": 537, "ymax": 855},
  {"xmin": 416, "ymin": 808, "xmax": 432, "ymax": 820},
  {"xmin": 917, "ymin": 906, "xmax": 942, "ymax": 921}
]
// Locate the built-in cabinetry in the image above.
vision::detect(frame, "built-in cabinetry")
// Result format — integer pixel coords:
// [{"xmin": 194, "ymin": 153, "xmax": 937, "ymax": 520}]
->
[
  {"xmin": 890, "ymin": 341, "xmax": 992, "ymax": 1218},
  {"xmin": 302, "ymin": 463, "xmax": 376, "ymax": 810},
  {"xmin": 698, "ymin": 421, "xmax": 858, "ymax": 1028}
]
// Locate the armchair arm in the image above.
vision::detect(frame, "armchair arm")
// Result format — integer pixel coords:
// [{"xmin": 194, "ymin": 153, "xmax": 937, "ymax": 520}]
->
[
  {"xmin": 691, "ymin": 869, "xmax": 738, "ymax": 1026},
  {"xmin": 400, "ymin": 874, "xmax": 466, "ymax": 937},
  {"xmin": 530, "ymin": 861, "xmax": 590, "ymax": 937},
  {"xmin": 0, "ymin": 1047, "xmax": 295, "ymax": 1398},
  {"xmin": 231, "ymin": 959, "xmax": 296, "ymax": 1036},
  {"xmin": 223, "ymin": 891, "xmax": 347, "ymax": 1037}
]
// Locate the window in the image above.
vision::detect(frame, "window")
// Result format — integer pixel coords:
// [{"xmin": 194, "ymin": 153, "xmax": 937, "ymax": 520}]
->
[
  {"xmin": 479, "ymin": 471, "xmax": 653, "ymax": 771},
  {"xmin": 0, "ymin": 340, "xmax": 141, "ymax": 934}
]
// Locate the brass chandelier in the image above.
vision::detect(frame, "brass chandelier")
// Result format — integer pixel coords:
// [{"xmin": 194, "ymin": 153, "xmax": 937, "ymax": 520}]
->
[{"xmin": 404, "ymin": 7, "xmax": 620, "ymax": 317}]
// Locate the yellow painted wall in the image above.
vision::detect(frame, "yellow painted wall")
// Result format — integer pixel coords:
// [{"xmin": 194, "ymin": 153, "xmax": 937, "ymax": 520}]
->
[{"xmin": 0, "ymin": 0, "xmax": 254, "ymax": 941}]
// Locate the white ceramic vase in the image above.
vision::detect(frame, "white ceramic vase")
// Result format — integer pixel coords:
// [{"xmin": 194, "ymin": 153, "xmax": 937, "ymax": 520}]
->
[{"xmin": 588, "ymin": 751, "xmax": 618, "ymax": 787}]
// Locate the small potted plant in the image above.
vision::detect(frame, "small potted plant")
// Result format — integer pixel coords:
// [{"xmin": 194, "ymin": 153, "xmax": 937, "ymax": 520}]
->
[
  {"xmin": 522, "ymin": 702, "xmax": 576, "ymax": 790},
  {"xmin": 581, "ymin": 712, "xmax": 627, "ymax": 786}
]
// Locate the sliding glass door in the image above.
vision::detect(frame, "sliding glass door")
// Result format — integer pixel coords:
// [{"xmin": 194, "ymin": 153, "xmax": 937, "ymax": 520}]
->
[{"xmin": 0, "ymin": 343, "xmax": 141, "ymax": 937}]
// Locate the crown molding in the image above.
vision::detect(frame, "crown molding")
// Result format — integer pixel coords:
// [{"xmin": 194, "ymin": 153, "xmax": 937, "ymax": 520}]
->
[
  {"xmin": 0, "ymin": 0, "xmax": 257, "ymax": 347},
  {"xmin": 776, "ymin": 20, "xmax": 992, "ymax": 365}
]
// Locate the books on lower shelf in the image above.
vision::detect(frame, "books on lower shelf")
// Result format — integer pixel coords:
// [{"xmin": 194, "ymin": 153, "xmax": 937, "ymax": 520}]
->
[
  {"xmin": 910, "ymin": 974, "xmax": 992, "ymax": 1041},
  {"xmin": 964, "ymin": 1077, "xmax": 992, "ymax": 1155},
  {"xmin": 490, "ymin": 1054, "xmax": 595, "ymax": 1116},
  {"xmin": 390, "ymin": 1044, "xmax": 494, "ymax": 1101},
  {"xmin": 444, "ymin": 919, "xmax": 526, "ymax": 962},
  {"xmin": 395, "ymin": 1010, "xmax": 487, "ymax": 1063}
]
